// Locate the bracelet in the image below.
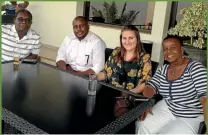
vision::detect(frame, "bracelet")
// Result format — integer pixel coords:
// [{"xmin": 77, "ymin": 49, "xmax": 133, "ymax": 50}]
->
[{"xmin": 102, "ymin": 70, "xmax": 107, "ymax": 80}]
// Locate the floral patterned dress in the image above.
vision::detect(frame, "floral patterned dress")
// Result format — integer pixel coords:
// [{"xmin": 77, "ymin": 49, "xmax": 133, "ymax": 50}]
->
[{"xmin": 103, "ymin": 47, "xmax": 152, "ymax": 90}]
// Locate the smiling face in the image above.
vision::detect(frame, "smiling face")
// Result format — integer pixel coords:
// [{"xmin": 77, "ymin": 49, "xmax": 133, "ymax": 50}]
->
[
  {"xmin": 73, "ymin": 18, "xmax": 89, "ymax": 40},
  {"xmin": 121, "ymin": 30, "xmax": 138, "ymax": 52},
  {"xmin": 14, "ymin": 11, "xmax": 32, "ymax": 32},
  {"xmin": 163, "ymin": 38, "xmax": 184, "ymax": 63}
]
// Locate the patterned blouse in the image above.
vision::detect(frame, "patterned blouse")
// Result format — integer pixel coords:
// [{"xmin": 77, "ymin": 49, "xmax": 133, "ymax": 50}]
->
[{"xmin": 103, "ymin": 47, "xmax": 152, "ymax": 90}]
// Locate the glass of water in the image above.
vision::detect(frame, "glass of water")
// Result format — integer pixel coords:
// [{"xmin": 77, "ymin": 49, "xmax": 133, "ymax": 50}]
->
[
  {"xmin": 13, "ymin": 52, "xmax": 20, "ymax": 70},
  {"xmin": 86, "ymin": 95, "xmax": 96, "ymax": 116},
  {"xmin": 88, "ymin": 73, "xmax": 97, "ymax": 95}
]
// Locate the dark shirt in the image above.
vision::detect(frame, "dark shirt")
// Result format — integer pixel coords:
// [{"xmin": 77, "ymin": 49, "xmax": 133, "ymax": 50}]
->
[{"xmin": 103, "ymin": 47, "xmax": 152, "ymax": 90}]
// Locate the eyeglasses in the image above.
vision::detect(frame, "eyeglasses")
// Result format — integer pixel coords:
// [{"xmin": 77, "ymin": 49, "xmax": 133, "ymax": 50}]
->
[{"xmin": 16, "ymin": 17, "xmax": 32, "ymax": 23}]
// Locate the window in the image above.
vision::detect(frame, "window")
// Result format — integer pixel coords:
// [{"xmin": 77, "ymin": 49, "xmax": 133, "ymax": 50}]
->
[
  {"xmin": 84, "ymin": 1, "xmax": 155, "ymax": 31},
  {"xmin": 169, "ymin": 2, "xmax": 192, "ymax": 28}
]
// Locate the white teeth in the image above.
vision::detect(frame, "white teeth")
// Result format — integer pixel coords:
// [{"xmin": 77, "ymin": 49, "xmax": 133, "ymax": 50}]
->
[{"xmin": 168, "ymin": 55, "xmax": 173, "ymax": 58}]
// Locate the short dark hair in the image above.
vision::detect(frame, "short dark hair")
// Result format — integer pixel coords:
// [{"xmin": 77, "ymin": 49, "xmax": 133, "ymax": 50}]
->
[
  {"xmin": 163, "ymin": 35, "xmax": 184, "ymax": 46},
  {"xmin": 73, "ymin": 16, "xmax": 88, "ymax": 24},
  {"xmin": 163, "ymin": 35, "xmax": 188, "ymax": 56},
  {"xmin": 15, "ymin": 9, "xmax": 33, "ymax": 20}
]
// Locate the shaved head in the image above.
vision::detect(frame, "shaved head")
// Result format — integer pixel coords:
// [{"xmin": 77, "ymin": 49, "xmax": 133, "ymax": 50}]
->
[
  {"xmin": 72, "ymin": 16, "xmax": 89, "ymax": 40},
  {"xmin": 72, "ymin": 16, "xmax": 88, "ymax": 25}
]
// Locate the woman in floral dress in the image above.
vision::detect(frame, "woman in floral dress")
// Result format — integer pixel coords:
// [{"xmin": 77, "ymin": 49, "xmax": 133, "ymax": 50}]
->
[{"xmin": 97, "ymin": 25, "xmax": 152, "ymax": 92}]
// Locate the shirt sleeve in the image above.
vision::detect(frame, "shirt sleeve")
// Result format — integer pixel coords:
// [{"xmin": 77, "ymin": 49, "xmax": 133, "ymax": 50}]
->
[
  {"xmin": 56, "ymin": 36, "xmax": 69, "ymax": 63},
  {"xmin": 102, "ymin": 47, "xmax": 119, "ymax": 80},
  {"xmin": 90, "ymin": 40, "xmax": 106, "ymax": 74},
  {"xmin": 146, "ymin": 65, "xmax": 163, "ymax": 94},
  {"xmin": 138, "ymin": 53, "xmax": 152, "ymax": 84},
  {"xmin": 190, "ymin": 61, "xmax": 207, "ymax": 98},
  {"xmin": 31, "ymin": 37, "xmax": 41, "ymax": 55}
]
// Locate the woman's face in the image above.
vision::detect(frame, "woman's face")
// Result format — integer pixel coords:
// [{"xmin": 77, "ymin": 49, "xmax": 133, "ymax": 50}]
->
[
  {"xmin": 163, "ymin": 38, "xmax": 184, "ymax": 63},
  {"xmin": 121, "ymin": 30, "xmax": 138, "ymax": 52}
]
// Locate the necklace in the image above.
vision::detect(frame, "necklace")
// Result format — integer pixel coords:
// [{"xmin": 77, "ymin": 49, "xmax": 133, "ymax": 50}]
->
[
  {"xmin": 169, "ymin": 57, "xmax": 185, "ymax": 75},
  {"xmin": 170, "ymin": 68, "xmax": 176, "ymax": 75}
]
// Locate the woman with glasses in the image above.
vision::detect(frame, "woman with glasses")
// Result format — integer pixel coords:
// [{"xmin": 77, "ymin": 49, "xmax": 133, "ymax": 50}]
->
[{"xmin": 2, "ymin": 9, "xmax": 41, "ymax": 62}]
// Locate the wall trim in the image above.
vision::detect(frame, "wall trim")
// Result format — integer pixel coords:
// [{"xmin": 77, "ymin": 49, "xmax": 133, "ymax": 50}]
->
[{"xmin": 41, "ymin": 44, "xmax": 59, "ymax": 51}]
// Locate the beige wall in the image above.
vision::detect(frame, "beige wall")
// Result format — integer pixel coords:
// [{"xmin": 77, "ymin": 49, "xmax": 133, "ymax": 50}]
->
[
  {"xmin": 27, "ymin": 1, "xmax": 77, "ymax": 47},
  {"xmin": 28, "ymin": 1, "xmax": 172, "ymax": 63}
]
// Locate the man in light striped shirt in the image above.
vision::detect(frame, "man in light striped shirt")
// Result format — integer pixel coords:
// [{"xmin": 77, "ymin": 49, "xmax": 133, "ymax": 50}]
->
[
  {"xmin": 134, "ymin": 36, "xmax": 207, "ymax": 134},
  {"xmin": 2, "ymin": 9, "xmax": 41, "ymax": 62}
]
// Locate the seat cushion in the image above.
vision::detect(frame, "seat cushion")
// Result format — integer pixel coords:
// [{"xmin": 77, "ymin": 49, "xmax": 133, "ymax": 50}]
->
[
  {"xmin": 105, "ymin": 48, "xmax": 113, "ymax": 62},
  {"xmin": 151, "ymin": 61, "xmax": 159, "ymax": 76}
]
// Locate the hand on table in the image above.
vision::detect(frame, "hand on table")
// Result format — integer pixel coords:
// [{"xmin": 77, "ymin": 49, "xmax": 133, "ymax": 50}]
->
[
  {"xmin": 66, "ymin": 65, "xmax": 77, "ymax": 73},
  {"xmin": 96, "ymin": 72, "xmax": 106, "ymax": 81},
  {"xmin": 130, "ymin": 83, "xmax": 145, "ymax": 94}
]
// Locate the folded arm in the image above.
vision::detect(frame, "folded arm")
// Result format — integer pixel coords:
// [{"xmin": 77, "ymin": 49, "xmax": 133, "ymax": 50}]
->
[
  {"xmin": 76, "ymin": 40, "xmax": 106, "ymax": 76},
  {"xmin": 25, "ymin": 53, "xmax": 38, "ymax": 59},
  {"xmin": 25, "ymin": 38, "xmax": 41, "ymax": 60}
]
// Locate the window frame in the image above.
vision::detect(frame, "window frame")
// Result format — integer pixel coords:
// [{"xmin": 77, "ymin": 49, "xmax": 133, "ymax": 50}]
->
[
  {"xmin": 168, "ymin": 2, "xmax": 178, "ymax": 29},
  {"xmin": 83, "ymin": 1, "xmax": 153, "ymax": 33}
]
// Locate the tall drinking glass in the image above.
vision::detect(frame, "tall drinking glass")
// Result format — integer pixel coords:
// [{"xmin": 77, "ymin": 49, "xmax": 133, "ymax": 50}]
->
[{"xmin": 88, "ymin": 73, "xmax": 97, "ymax": 95}]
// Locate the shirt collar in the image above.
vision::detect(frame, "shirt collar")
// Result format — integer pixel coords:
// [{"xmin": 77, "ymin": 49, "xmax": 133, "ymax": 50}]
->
[
  {"xmin": 12, "ymin": 25, "xmax": 33, "ymax": 40},
  {"xmin": 72, "ymin": 31, "xmax": 92, "ymax": 42}
]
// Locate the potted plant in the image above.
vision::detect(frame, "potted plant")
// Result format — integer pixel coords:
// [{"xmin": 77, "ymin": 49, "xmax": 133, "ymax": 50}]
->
[
  {"xmin": 90, "ymin": 6, "xmax": 105, "ymax": 23},
  {"xmin": 168, "ymin": 2, "xmax": 208, "ymax": 66},
  {"xmin": 118, "ymin": 2, "xmax": 140, "ymax": 25},
  {"xmin": 102, "ymin": 2, "xmax": 118, "ymax": 24},
  {"xmin": 91, "ymin": 2, "xmax": 140, "ymax": 25}
]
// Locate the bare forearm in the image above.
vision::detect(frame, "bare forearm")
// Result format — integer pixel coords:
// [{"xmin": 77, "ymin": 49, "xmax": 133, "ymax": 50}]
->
[
  {"xmin": 97, "ymin": 72, "xmax": 106, "ymax": 81},
  {"xmin": 75, "ymin": 69, "xmax": 95, "ymax": 76},
  {"xmin": 200, "ymin": 97, "xmax": 207, "ymax": 122},
  {"xmin": 56, "ymin": 60, "xmax": 67, "ymax": 70},
  {"xmin": 25, "ymin": 53, "xmax": 38, "ymax": 59},
  {"xmin": 143, "ymin": 85, "xmax": 156, "ymax": 98},
  {"xmin": 131, "ymin": 83, "xmax": 145, "ymax": 94}
]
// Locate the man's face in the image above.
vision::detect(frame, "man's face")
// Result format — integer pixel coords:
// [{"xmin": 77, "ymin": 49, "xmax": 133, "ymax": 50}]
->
[
  {"xmin": 73, "ymin": 18, "xmax": 89, "ymax": 40},
  {"xmin": 14, "ymin": 12, "xmax": 32, "ymax": 32}
]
